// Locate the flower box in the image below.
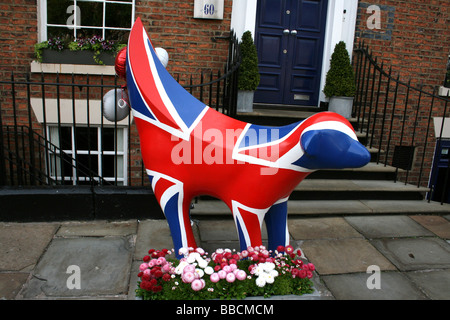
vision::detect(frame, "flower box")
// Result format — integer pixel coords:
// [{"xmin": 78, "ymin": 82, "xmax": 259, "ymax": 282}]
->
[
  {"xmin": 135, "ymin": 245, "xmax": 316, "ymax": 300},
  {"xmin": 41, "ymin": 49, "xmax": 115, "ymax": 66}
]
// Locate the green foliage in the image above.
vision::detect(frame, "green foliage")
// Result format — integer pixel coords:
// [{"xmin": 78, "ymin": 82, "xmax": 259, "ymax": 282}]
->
[
  {"xmin": 34, "ymin": 36, "xmax": 126, "ymax": 65},
  {"xmin": 323, "ymin": 41, "xmax": 356, "ymax": 98},
  {"xmin": 238, "ymin": 31, "xmax": 260, "ymax": 91}
]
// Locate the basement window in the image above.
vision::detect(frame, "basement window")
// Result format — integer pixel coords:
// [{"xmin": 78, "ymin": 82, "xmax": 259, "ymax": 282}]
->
[{"xmin": 47, "ymin": 125, "xmax": 128, "ymax": 185}]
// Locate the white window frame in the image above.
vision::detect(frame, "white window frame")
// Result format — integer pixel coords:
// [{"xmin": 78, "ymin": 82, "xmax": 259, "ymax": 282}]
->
[
  {"xmin": 47, "ymin": 125, "xmax": 128, "ymax": 186},
  {"xmin": 38, "ymin": 0, "xmax": 136, "ymax": 42}
]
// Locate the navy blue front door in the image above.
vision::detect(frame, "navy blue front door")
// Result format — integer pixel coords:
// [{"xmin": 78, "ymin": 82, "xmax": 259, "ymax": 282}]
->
[{"xmin": 254, "ymin": 0, "xmax": 328, "ymax": 107}]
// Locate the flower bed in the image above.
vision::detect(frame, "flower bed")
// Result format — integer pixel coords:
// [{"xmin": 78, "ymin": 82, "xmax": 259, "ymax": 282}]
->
[{"xmin": 135, "ymin": 245, "xmax": 315, "ymax": 300}]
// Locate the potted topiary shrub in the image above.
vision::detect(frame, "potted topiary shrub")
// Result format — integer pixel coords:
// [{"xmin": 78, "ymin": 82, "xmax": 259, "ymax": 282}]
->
[
  {"xmin": 323, "ymin": 41, "xmax": 356, "ymax": 119},
  {"xmin": 237, "ymin": 31, "xmax": 260, "ymax": 113}
]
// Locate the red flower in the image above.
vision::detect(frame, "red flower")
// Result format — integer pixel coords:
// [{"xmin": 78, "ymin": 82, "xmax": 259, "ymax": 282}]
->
[
  {"xmin": 142, "ymin": 273, "xmax": 151, "ymax": 281},
  {"xmin": 137, "ymin": 272, "xmax": 143, "ymax": 278},
  {"xmin": 143, "ymin": 255, "xmax": 150, "ymax": 262},
  {"xmin": 150, "ymin": 278, "xmax": 158, "ymax": 286},
  {"xmin": 214, "ymin": 265, "xmax": 221, "ymax": 272},
  {"xmin": 162, "ymin": 273, "xmax": 171, "ymax": 282},
  {"xmin": 296, "ymin": 249, "xmax": 302, "ymax": 256},
  {"xmin": 152, "ymin": 285, "xmax": 162, "ymax": 293},
  {"xmin": 154, "ymin": 270, "xmax": 163, "ymax": 278},
  {"xmin": 277, "ymin": 245, "xmax": 285, "ymax": 253},
  {"xmin": 299, "ymin": 270, "xmax": 307, "ymax": 279},
  {"xmin": 291, "ymin": 268, "xmax": 299, "ymax": 277},
  {"xmin": 285, "ymin": 245, "xmax": 294, "ymax": 254},
  {"xmin": 148, "ymin": 249, "xmax": 155, "ymax": 254}
]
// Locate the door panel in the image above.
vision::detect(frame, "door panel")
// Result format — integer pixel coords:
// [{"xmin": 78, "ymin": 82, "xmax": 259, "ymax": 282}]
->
[{"xmin": 254, "ymin": 0, "xmax": 328, "ymax": 107}]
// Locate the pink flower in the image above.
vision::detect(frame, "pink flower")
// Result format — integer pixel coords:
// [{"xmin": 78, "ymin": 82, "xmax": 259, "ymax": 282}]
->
[
  {"xmin": 229, "ymin": 263, "xmax": 237, "ymax": 271},
  {"xmin": 307, "ymin": 270, "xmax": 313, "ymax": 279},
  {"xmin": 156, "ymin": 257, "xmax": 166, "ymax": 265},
  {"xmin": 210, "ymin": 273, "xmax": 220, "ymax": 283},
  {"xmin": 241, "ymin": 250, "xmax": 248, "ymax": 258},
  {"xmin": 191, "ymin": 279, "xmax": 205, "ymax": 291},
  {"xmin": 218, "ymin": 270, "xmax": 227, "ymax": 279},
  {"xmin": 162, "ymin": 264, "xmax": 172, "ymax": 273},
  {"xmin": 143, "ymin": 269, "xmax": 151, "ymax": 276},
  {"xmin": 235, "ymin": 270, "xmax": 247, "ymax": 281},
  {"xmin": 139, "ymin": 263, "xmax": 148, "ymax": 271},
  {"xmin": 306, "ymin": 263, "xmax": 315, "ymax": 271},
  {"xmin": 183, "ymin": 264, "xmax": 195, "ymax": 274},
  {"xmin": 222, "ymin": 265, "xmax": 231, "ymax": 273},
  {"xmin": 148, "ymin": 259, "xmax": 157, "ymax": 268},
  {"xmin": 182, "ymin": 271, "xmax": 195, "ymax": 283},
  {"xmin": 226, "ymin": 272, "xmax": 236, "ymax": 283}
]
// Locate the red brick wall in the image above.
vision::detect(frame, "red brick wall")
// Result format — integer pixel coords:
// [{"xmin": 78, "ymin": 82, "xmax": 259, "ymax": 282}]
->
[
  {"xmin": 0, "ymin": 0, "xmax": 38, "ymax": 80},
  {"xmin": 355, "ymin": 1, "xmax": 449, "ymax": 90},
  {"xmin": 354, "ymin": 1, "xmax": 450, "ymax": 187},
  {"xmin": 136, "ymin": 0, "xmax": 233, "ymax": 84}
]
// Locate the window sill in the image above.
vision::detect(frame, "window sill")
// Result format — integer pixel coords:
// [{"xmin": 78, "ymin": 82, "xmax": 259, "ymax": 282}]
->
[{"xmin": 30, "ymin": 61, "xmax": 116, "ymax": 76}]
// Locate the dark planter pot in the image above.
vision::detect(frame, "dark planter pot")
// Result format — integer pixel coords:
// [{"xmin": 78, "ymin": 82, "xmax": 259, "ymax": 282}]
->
[{"xmin": 41, "ymin": 49, "xmax": 115, "ymax": 65}]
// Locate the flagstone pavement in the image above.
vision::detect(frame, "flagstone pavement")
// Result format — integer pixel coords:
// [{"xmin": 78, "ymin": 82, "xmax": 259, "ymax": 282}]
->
[{"xmin": 1, "ymin": 214, "xmax": 449, "ymax": 300}]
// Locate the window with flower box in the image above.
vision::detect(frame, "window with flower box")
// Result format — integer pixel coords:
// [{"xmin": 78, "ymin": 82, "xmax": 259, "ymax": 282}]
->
[{"xmin": 40, "ymin": 0, "xmax": 135, "ymax": 42}]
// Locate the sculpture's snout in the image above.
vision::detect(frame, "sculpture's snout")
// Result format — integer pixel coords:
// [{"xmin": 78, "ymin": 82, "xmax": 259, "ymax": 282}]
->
[{"xmin": 298, "ymin": 129, "xmax": 371, "ymax": 170}]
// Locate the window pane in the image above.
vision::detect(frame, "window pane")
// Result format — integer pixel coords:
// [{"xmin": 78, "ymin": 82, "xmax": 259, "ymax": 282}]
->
[
  {"xmin": 75, "ymin": 127, "xmax": 98, "ymax": 151},
  {"xmin": 78, "ymin": 1, "xmax": 103, "ymax": 27},
  {"xmin": 104, "ymin": 29, "xmax": 130, "ymax": 43},
  {"xmin": 101, "ymin": 128, "xmax": 123, "ymax": 151},
  {"xmin": 49, "ymin": 126, "xmax": 72, "ymax": 150},
  {"xmin": 102, "ymin": 155, "xmax": 124, "ymax": 178},
  {"xmin": 47, "ymin": 0, "xmax": 73, "ymax": 25},
  {"xmin": 76, "ymin": 154, "xmax": 99, "ymax": 177},
  {"xmin": 105, "ymin": 2, "xmax": 132, "ymax": 28},
  {"xmin": 77, "ymin": 28, "xmax": 104, "ymax": 39}
]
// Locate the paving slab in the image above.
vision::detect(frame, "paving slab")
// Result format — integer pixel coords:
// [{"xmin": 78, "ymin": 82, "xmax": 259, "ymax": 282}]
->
[
  {"xmin": 406, "ymin": 269, "xmax": 450, "ymax": 300},
  {"xmin": 0, "ymin": 223, "xmax": 59, "ymax": 271},
  {"xmin": 56, "ymin": 220, "xmax": 137, "ymax": 237},
  {"xmin": 300, "ymin": 238, "xmax": 396, "ymax": 275},
  {"xmin": 345, "ymin": 215, "xmax": 433, "ymax": 238},
  {"xmin": 321, "ymin": 272, "xmax": 428, "ymax": 300},
  {"xmin": 134, "ymin": 219, "xmax": 176, "ymax": 259},
  {"xmin": 0, "ymin": 273, "xmax": 30, "ymax": 299},
  {"xmin": 19, "ymin": 237, "xmax": 134, "ymax": 298},
  {"xmin": 409, "ymin": 215, "xmax": 450, "ymax": 239},
  {"xmin": 289, "ymin": 217, "xmax": 363, "ymax": 240},
  {"xmin": 371, "ymin": 238, "xmax": 450, "ymax": 271}
]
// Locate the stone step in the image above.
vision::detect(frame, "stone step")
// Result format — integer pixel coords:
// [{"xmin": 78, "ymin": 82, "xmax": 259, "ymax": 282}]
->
[
  {"xmin": 189, "ymin": 199, "xmax": 450, "ymax": 218},
  {"xmin": 289, "ymin": 179, "xmax": 428, "ymax": 200},
  {"xmin": 307, "ymin": 162, "xmax": 398, "ymax": 180}
]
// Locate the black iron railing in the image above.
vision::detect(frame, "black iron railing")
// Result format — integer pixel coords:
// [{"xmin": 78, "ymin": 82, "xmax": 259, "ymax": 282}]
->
[
  {"xmin": 353, "ymin": 42, "xmax": 450, "ymax": 203},
  {"xmin": 0, "ymin": 32, "xmax": 240, "ymax": 187}
]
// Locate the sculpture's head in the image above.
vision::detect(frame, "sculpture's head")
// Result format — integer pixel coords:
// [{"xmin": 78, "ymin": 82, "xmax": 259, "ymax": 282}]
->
[{"xmin": 294, "ymin": 112, "xmax": 371, "ymax": 170}]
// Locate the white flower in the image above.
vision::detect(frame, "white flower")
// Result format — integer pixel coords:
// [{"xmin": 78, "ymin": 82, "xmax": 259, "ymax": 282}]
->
[
  {"xmin": 198, "ymin": 259, "xmax": 208, "ymax": 269},
  {"xmin": 195, "ymin": 268, "xmax": 205, "ymax": 278},
  {"xmin": 204, "ymin": 266, "xmax": 214, "ymax": 275},
  {"xmin": 174, "ymin": 261, "xmax": 189, "ymax": 275},
  {"xmin": 255, "ymin": 276, "xmax": 266, "ymax": 287},
  {"xmin": 262, "ymin": 262, "xmax": 275, "ymax": 272},
  {"xmin": 178, "ymin": 248, "xmax": 189, "ymax": 256}
]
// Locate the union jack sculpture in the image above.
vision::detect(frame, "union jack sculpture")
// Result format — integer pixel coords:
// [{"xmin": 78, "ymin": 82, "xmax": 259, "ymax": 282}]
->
[{"xmin": 115, "ymin": 18, "xmax": 370, "ymax": 257}]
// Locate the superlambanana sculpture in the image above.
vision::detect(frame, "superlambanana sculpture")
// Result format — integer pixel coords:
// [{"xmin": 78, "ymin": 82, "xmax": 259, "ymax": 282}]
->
[{"xmin": 111, "ymin": 18, "xmax": 370, "ymax": 257}]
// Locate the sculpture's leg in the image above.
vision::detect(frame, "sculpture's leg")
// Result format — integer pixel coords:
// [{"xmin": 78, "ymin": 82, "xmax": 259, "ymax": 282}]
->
[
  {"xmin": 230, "ymin": 200, "xmax": 270, "ymax": 252},
  {"xmin": 147, "ymin": 170, "xmax": 197, "ymax": 257},
  {"xmin": 264, "ymin": 197, "xmax": 290, "ymax": 252}
]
